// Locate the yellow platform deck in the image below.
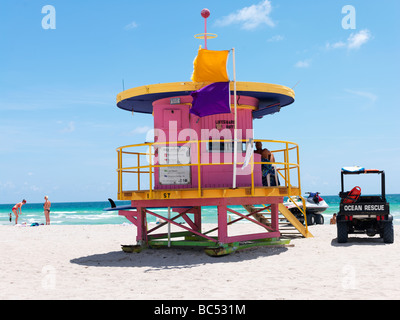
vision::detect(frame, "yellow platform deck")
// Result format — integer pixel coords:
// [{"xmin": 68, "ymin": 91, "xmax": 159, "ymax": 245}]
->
[{"xmin": 118, "ymin": 186, "xmax": 301, "ymax": 201}]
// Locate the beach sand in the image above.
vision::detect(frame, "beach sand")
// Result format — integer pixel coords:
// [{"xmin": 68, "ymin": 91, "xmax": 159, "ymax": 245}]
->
[{"xmin": 1, "ymin": 223, "xmax": 399, "ymax": 300}]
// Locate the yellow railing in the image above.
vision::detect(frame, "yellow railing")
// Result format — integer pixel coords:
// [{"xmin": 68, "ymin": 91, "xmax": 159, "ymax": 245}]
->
[{"xmin": 116, "ymin": 139, "xmax": 302, "ymax": 199}]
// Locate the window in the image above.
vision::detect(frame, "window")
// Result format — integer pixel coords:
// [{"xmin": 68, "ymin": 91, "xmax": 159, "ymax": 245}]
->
[{"xmin": 207, "ymin": 141, "xmax": 246, "ymax": 153}]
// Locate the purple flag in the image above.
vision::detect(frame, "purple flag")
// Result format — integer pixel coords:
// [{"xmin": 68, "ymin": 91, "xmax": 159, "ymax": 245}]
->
[{"xmin": 190, "ymin": 82, "xmax": 231, "ymax": 117}]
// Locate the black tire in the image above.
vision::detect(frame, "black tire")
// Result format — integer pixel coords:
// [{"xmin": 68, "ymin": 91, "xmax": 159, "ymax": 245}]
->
[
  {"xmin": 306, "ymin": 213, "xmax": 315, "ymax": 226},
  {"xmin": 337, "ymin": 221, "xmax": 348, "ymax": 243},
  {"xmin": 383, "ymin": 221, "xmax": 394, "ymax": 244},
  {"xmin": 315, "ymin": 214, "xmax": 324, "ymax": 225}
]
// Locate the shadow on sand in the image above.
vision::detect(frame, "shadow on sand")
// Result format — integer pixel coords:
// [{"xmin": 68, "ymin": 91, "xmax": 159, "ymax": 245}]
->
[
  {"xmin": 331, "ymin": 236, "xmax": 389, "ymax": 247},
  {"xmin": 70, "ymin": 245, "xmax": 289, "ymax": 271}
]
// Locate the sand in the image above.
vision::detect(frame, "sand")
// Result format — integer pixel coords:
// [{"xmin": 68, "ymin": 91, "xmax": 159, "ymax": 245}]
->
[{"xmin": 1, "ymin": 223, "xmax": 399, "ymax": 300}]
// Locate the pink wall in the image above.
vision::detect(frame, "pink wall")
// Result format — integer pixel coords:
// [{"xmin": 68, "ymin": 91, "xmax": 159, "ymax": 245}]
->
[{"xmin": 152, "ymin": 95, "xmax": 262, "ymax": 189}]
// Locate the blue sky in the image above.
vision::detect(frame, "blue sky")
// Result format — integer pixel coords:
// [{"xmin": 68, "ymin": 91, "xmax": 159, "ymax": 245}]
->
[{"xmin": 1, "ymin": 0, "xmax": 399, "ymax": 204}]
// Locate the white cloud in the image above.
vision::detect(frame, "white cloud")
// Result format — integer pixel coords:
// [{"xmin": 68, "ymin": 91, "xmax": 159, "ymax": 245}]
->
[
  {"xmin": 60, "ymin": 121, "xmax": 75, "ymax": 133},
  {"xmin": 131, "ymin": 126, "xmax": 152, "ymax": 135},
  {"xmin": 124, "ymin": 21, "xmax": 138, "ymax": 30},
  {"xmin": 30, "ymin": 185, "xmax": 40, "ymax": 192},
  {"xmin": 295, "ymin": 59, "xmax": 311, "ymax": 68},
  {"xmin": 347, "ymin": 29, "xmax": 371, "ymax": 49},
  {"xmin": 268, "ymin": 35, "xmax": 284, "ymax": 42},
  {"xmin": 326, "ymin": 29, "xmax": 372, "ymax": 50},
  {"xmin": 345, "ymin": 89, "xmax": 378, "ymax": 103},
  {"xmin": 326, "ymin": 41, "xmax": 346, "ymax": 50},
  {"xmin": 215, "ymin": 0, "xmax": 275, "ymax": 30},
  {"xmin": 0, "ymin": 181, "xmax": 16, "ymax": 190}
]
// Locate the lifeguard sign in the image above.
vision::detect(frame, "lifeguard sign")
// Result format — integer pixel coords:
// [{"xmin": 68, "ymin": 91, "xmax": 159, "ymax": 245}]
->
[{"xmin": 159, "ymin": 146, "xmax": 191, "ymax": 185}]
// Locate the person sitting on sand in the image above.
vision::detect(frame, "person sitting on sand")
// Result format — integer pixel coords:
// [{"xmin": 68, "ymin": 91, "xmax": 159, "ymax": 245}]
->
[
  {"xmin": 44, "ymin": 196, "xmax": 51, "ymax": 225},
  {"xmin": 330, "ymin": 213, "xmax": 337, "ymax": 225},
  {"xmin": 12, "ymin": 200, "xmax": 27, "ymax": 225}
]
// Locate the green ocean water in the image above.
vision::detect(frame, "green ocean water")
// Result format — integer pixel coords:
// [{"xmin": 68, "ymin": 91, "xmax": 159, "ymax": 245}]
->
[{"xmin": 1, "ymin": 195, "xmax": 400, "ymax": 226}]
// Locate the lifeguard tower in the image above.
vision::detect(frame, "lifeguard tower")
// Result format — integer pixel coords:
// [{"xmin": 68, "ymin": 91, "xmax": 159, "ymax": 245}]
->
[{"xmin": 110, "ymin": 9, "xmax": 312, "ymax": 256}]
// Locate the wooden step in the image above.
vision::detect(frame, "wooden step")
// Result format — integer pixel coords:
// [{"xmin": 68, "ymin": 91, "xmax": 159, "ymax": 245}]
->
[
  {"xmin": 241, "ymin": 204, "xmax": 313, "ymax": 238},
  {"xmin": 278, "ymin": 204, "xmax": 313, "ymax": 238}
]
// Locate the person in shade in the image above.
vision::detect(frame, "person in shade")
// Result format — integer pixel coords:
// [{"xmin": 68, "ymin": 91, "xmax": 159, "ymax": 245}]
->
[
  {"xmin": 12, "ymin": 200, "xmax": 27, "ymax": 225},
  {"xmin": 44, "ymin": 196, "xmax": 52, "ymax": 225}
]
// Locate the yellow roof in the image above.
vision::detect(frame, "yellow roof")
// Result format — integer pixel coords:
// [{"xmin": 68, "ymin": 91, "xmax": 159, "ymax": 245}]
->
[{"xmin": 117, "ymin": 81, "xmax": 295, "ymax": 118}]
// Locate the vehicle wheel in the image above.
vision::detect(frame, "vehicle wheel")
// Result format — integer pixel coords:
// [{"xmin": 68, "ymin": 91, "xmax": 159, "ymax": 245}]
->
[
  {"xmin": 337, "ymin": 221, "xmax": 348, "ymax": 243},
  {"xmin": 383, "ymin": 221, "xmax": 394, "ymax": 244},
  {"xmin": 315, "ymin": 214, "xmax": 324, "ymax": 225},
  {"xmin": 306, "ymin": 213, "xmax": 315, "ymax": 226}
]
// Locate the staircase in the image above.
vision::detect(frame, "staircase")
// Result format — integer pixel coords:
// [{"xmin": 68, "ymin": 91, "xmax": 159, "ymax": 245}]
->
[{"xmin": 242, "ymin": 203, "xmax": 313, "ymax": 239}]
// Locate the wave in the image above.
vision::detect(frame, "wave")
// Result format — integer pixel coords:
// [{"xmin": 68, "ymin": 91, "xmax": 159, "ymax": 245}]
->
[{"xmin": 52, "ymin": 211, "xmax": 79, "ymax": 214}]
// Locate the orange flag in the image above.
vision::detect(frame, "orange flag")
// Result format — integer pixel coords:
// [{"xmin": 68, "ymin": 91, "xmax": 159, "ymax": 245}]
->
[{"xmin": 191, "ymin": 48, "xmax": 230, "ymax": 82}]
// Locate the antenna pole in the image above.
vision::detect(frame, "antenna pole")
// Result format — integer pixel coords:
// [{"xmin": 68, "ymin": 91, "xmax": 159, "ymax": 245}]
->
[
  {"xmin": 201, "ymin": 9, "xmax": 211, "ymax": 49},
  {"xmin": 232, "ymin": 48, "xmax": 238, "ymax": 189},
  {"xmin": 292, "ymin": 80, "xmax": 301, "ymax": 90},
  {"xmin": 204, "ymin": 16, "xmax": 208, "ymax": 49}
]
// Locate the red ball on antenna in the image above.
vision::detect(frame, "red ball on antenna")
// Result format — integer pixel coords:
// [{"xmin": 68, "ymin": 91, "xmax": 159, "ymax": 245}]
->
[{"xmin": 201, "ymin": 8, "xmax": 210, "ymax": 19}]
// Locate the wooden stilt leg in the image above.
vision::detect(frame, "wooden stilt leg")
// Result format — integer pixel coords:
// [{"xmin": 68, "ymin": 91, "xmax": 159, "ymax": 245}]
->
[
  {"xmin": 218, "ymin": 205, "xmax": 228, "ymax": 243},
  {"xmin": 271, "ymin": 203, "xmax": 279, "ymax": 232},
  {"xmin": 194, "ymin": 206, "xmax": 202, "ymax": 232},
  {"xmin": 136, "ymin": 207, "xmax": 147, "ymax": 244}
]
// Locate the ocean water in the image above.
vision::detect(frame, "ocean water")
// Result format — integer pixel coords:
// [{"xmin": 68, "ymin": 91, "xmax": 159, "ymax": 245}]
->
[{"xmin": 1, "ymin": 195, "xmax": 400, "ymax": 226}]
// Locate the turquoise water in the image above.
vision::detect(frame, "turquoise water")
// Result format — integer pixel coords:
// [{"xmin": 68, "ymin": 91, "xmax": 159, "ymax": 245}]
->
[{"xmin": 1, "ymin": 195, "xmax": 400, "ymax": 226}]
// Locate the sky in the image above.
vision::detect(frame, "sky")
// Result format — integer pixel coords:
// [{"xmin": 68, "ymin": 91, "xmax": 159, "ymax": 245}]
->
[{"xmin": 0, "ymin": 0, "xmax": 399, "ymax": 204}]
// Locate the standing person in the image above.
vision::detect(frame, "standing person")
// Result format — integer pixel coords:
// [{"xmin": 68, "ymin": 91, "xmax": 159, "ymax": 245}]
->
[
  {"xmin": 44, "ymin": 196, "xmax": 51, "ymax": 225},
  {"xmin": 12, "ymin": 200, "xmax": 27, "ymax": 225}
]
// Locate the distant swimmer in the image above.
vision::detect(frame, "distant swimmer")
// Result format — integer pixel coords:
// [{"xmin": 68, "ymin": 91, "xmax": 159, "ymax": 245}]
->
[
  {"xmin": 44, "ymin": 195, "xmax": 52, "ymax": 225},
  {"xmin": 12, "ymin": 200, "xmax": 27, "ymax": 225}
]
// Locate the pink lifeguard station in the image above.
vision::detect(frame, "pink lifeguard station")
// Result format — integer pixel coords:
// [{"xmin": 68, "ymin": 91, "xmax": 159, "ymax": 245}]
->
[{"xmin": 111, "ymin": 10, "xmax": 312, "ymax": 256}]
